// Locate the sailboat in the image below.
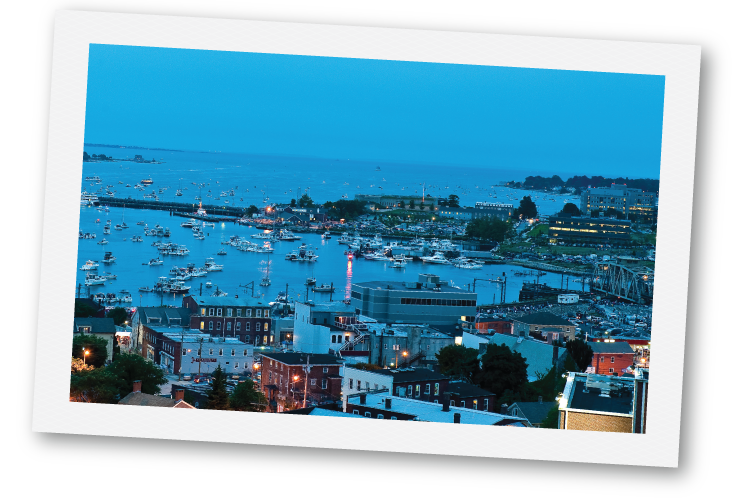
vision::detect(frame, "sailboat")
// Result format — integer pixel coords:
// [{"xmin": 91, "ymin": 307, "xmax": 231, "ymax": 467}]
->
[{"xmin": 260, "ymin": 260, "xmax": 271, "ymax": 287}]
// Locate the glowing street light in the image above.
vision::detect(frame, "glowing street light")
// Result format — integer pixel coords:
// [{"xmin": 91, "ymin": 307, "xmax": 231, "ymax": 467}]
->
[{"xmin": 82, "ymin": 349, "xmax": 90, "ymax": 366}]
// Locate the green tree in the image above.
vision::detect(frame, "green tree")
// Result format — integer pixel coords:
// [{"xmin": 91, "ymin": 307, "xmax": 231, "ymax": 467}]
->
[
  {"xmin": 590, "ymin": 209, "xmax": 601, "ymax": 218},
  {"xmin": 74, "ymin": 301, "xmax": 98, "ymax": 318},
  {"xmin": 565, "ymin": 339, "xmax": 594, "ymax": 372},
  {"xmin": 409, "ymin": 199, "xmax": 415, "ymax": 209},
  {"xmin": 436, "ymin": 344, "xmax": 480, "ymax": 382},
  {"xmin": 245, "ymin": 205, "xmax": 259, "ymax": 216},
  {"xmin": 447, "ymin": 194, "xmax": 460, "ymax": 207},
  {"xmin": 107, "ymin": 353, "xmax": 167, "ymax": 396},
  {"xmin": 561, "ymin": 203, "xmax": 581, "ymax": 216},
  {"xmin": 419, "ymin": 201, "xmax": 425, "ymax": 210},
  {"xmin": 514, "ymin": 196, "xmax": 538, "ymax": 220},
  {"xmin": 72, "ymin": 334, "xmax": 109, "ymax": 368},
  {"xmin": 83, "ymin": 151, "xmax": 91, "ymax": 161},
  {"xmin": 298, "ymin": 194, "xmax": 314, "ymax": 208},
  {"xmin": 475, "ymin": 344, "xmax": 529, "ymax": 406},
  {"xmin": 290, "ymin": 198, "xmax": 297, "ymax": 207},
  {"xmin": 539, "ymin": 403, "xmax": 559, "ymax": 429},
  {"xmin": 465, "ymin": 216, "xmax": 513, "ymax": 243},
  {"xmin": 106, "ymin": 307, "xmax": 128, "ymax": 326},
  {"xmin": 70, "ymin": 368, "xmax": 120, "ymax": 404},
  {"xmin": 207, "ymin": 366, "xmax": 230, "ymax": 410},
  {"xmin": 229, "ymin": 380, "xmax": 268, "ymax": 412},
  {"xmin": 604, "ymin": 207, "xmax": 625, "ymax": 219},
  {"xmin": 71, "ymin": 356, "xmax": 94, "ymax": 373}
]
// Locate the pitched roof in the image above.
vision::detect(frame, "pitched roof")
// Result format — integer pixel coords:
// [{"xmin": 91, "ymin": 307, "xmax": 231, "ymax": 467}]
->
[
  {"xmin": 371, "ymin": 368, "xmax": 450, "ymax": 384},
  {"xmin": 587, "ymin": 341, "xmax": 635, "ymax": 354},
  {"xmin": 261, "ymin": 352, "xmax": 341, "ymax": 366},
  {"xmin": 447, "ymin": 381, "xmax": 496, "ymax": 398},
  {"xmin": 515, "ymin": 312, "xmax": 573, "ymax": 327},
  {"xmin": 117, "ymin": 392, "xmax": 195, "ymax": 408},
  {"xmin": 188, "ymin": 296, "xmax": 269, "ymax": 308},
  {"xmin": 490, "ymin": 333, "xmax": 568, "ymax": 381},
  {"xmin": 73, "ymin": 317, "xmax": 116, "ymax": 334},
  {"xmin": 508, "ymin": 401, "xmax": 557, "ymax": 424},
  {"xmin": 136, "ymin": 307, "xmax": 191, "ymax": 325}
]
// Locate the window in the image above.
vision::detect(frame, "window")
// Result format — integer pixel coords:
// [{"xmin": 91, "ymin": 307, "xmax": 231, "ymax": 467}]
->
[
  {"xmin": 264, "ymin": 309, "xmax": 270, "ymax": 318},
  {"xmin": 256, "ymin": 323, "xmax": 261, "ymax": 331},
  {"xmin": 609, "ymin": 367, "xmax": 615, "ymax": 374},
  {"xmin": 231, "ymin": 349, "xmax": 235, "ymax": 356},
  {"xmin": 377, "ymin": 414, "xmax": 384, "ymax": 419},
  {"xmin": 234, "ymin": 362, "xmax": 239, "ymax": 369},
  {"xmin": 364, "ymin": 412, "xmax": 371, "ymax": 418},
  {"xmin": 323, "ymin": 367, "xmax": 328, "ymax": 373},
  {"xmin": 321, "ymin": 379, "xmax": 327, "ymax": 389},
  {"xmin": 208, "ymin": 308, "xmax": 215, "ymax": 316},
  {"xmin": 270, "ymin": 335, "xmax": 274, "ymax": 343},
  {"xmin": 243, "ymin": 349, "xmax": 248, "ymax": 356},
  {"xmin": 365, "ymin": 382, "xmax": 370, "ymax": 390},
  {"xmin": 332, "ymin": 335, "xmax": 337, "ymax": 343},
  {"xmin": 236, "ymin": 322, "xmax": 241, "ymax": 330},
  {"xmin": 434, "ymin": 383, "xmax": 439, "ymax": 396},
  {"xmin": 407, "ymin": 385, "xmax": 412, "ymax": 396},
  {"xmin": 611, "ymin": 356, "xmax": 616, "ymax": 363},
  {"xmin": 425, "ymin": 384, "xmax": 431, "ymax": 395},
  {"xmin": 245, "ymin": 309, "xmax": 251, "ymax": 317},
  {"xmin": 209, "ymin": 321, "xmax": 213, "ymax": 331},
  {"xmin": 338, "ymin": 335, "xmax": 343, "ymax": 343},
  {"xmin": 352, "ymin": 410, "xmax": 359, "ymax": 415},
  {"xmin": 200, "ymin": 321, "xmax": 205, "ymax": 330},
  {"xmin": 357, "ymin": 380, "xmax": 361, "ymax": 391},
  {"xmin": 219, "ymin": 349, "xmax": 224, "ymax": 356},
  {"xmin": 255, "ymin": 309, "xmax": 261, "ymax": 318},
  {"xmin": 226, "ymin": 322, "xmax": 231, "ymax": 331},
  {"xmin": 472, "ymin": 399, "xmax": 478, "ymax": 410},
  {"xmin": 200, "ymin": 308, "xmax": 206, "ymax": 316},
  {"xmin": 434, "ymin": 400, "xmax": 439, "ymax": 404},
  {"xmin": 227, "ymin": 308, "xmax": 233, "ymax": 317},
  {"xmin": 450, "ymin": 400, "xmax": 455, "ymax": 407},
  {"xmin": 415, "ymin": 385, "xmax": 420, "ymax": 398},
  {"xmin": 182, "ymin": 349, "xmax": 187, "ymax": 356},
  {"xmin": 310, "ymin": 379, "xmax": 316, "ymax": 386},
  {"xmin": 244, "ymin": 362, "xmax": 249, "ymax": 369},
  {"xmin": 392, "ymin": 344, "xmax": 400, "ymax": 351},
  {"xmin": 484, "ymin": 399, "xmax": 489, "ymax": 411},
  {"xmin": 245, "ymin": 335, "xmax": 250, "ymax": 342},
  {"xmin": 349, "ymin": 379, "xmax": 353, "ymax": 389},
  {"xmin": 209, "ymin": 349, "xmax": 214, "ymax": 355},
  {"xmin": 216, "ymin": 321, "xmax": 222, "ymax": 330},
  {"xmin": 600, "ymin": 356, "xmax": 605, "ymax": 362},
  {"xmin": 264, "ymin": 323, "xmax": 269, "ymax": 332},
  {"xmin": 217, "ymin": 309, "xmax": 223, "ymax": 317},
  {"xmin": 263, "ymin": 336, "xmax": 267, "ymax": 344},
  {"xmin": 460, "ymin": 401, "xmax": 466, "ymax": 408}
]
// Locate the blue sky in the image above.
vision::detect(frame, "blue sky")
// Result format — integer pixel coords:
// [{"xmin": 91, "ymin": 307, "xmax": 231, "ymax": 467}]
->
[{"xmin": 84, "ymin": 44, "xmax": 665, "ymax": 178}]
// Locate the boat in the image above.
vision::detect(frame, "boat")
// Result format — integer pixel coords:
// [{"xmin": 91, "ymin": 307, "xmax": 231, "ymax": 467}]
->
[
  {"xmin": 119, "ymin": 290, "xmax": 132, "ymax": 303},
  {"xmin": 131, "ymin": 235, "xmax": 143, "ymax": 242},
  {"xmin": 312, "ymin": 283, "xmax": 335, "ymax": 293},
  {"xmin": 285, "ymin": 244, "xmax": 318, "ymax": 262},
  {"xmin": 80, "ymin": 260, "xmax": 99, "ymax": 271},
  {"xmin": 365, "ymin": 250, "xmax": 390, "ymax": 261},
  {"xmin": 180, "ymin": 219, "xmax": 197, "ymax": 228},
  {"xmin": 97, "ymin": 239, "xmax": 108, "ymax": 245},
  {"xmin": 205, "ymin": 281, "xmax": 213, "ymax": 288},
  {"xmin": 114, "ymin": 224, "xmax": 122, "ymax": 231},
  {"xmin": 102, "ymin": 252, "xmax": 116, "ymax": 264},
  {"xmin": 305, "ymin": 277, "xmax": 317, "ymax": 286},
  {"xmin": 80, "ymin": 191, "xmax": 100, "ymax": 206},
  {"xmin": 390, "ymin": 255, "xmax": 408, "ymax": 269},
  {"xmin": 84, "ymin": 274, "xmax": 107, "ymax": 286},
  {"xmin": 85, "ymin": 175, "xmax": 102, "ymax": 182},
  {"xmin": 204, "ymin": 257, "xmax": 223, "ymax": 272},
  {"xmin": 138, "ymin": 286, "xmax": 152, "ymax": 292},
  {"xmin": 422, "ymin": 252, "xmax": 451, "ymax": 265},
  {"xmin": 136, "ymin": 220, "xmax": 146, "ymax": 225},
  {"xmin": 103, "ymin": 226, "xmax": 111, "ymax": 235},
  {"xmin": 147, "ymin": 258, "xmax": 164, "ymax": 266},
  {"xmin": 217, "ymin": 248, "xmax": 227, "ymax": 256},
  {"xmin": 141, "ymin": 178, "xmax": 154, "ymax": 185},
  {"xmin": 323, "ymin": 231, "xmax": 331, "ymax": 239},
  {"xmin": 278, "ymin": 229, "xmax": 302, "ymax": 241}
]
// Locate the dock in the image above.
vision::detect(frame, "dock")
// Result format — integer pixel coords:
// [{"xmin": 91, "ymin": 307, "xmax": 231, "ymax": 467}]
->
[{"xmin": 100, "ymin": 197, "xmax": 246, "ymax": 218}]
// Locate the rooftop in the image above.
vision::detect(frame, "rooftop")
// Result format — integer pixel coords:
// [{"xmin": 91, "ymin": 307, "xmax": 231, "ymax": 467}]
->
[
  {"xmin": 347, "ymin": 393, "xmax": 529, "ymax": 426},
  {"xmin": 73, "ymin": 317, "xmax": 116, "ymax": 334},
  {"xmin": 347, "ymin": 366, "xmax": 450, "ymax": 383},
  {"xmin": 508, "ymin": 401, "xmax": 558, "ymax": 424},
  {"xmin": 515, "ymin": 312, "xmax": 574, "ymax": 327},
  {"xmin": 261, "ymin": 352, "xmax": 342, "ymax": 366},
  {"xmin": 490, "ymin": 333, "xmax": 568, "ymax": 381},
  {"xmin": 588, "ymin": 341, "xmax": 635, "ymax": 354},
  {"xmin": 559, "ymin": 373, "xmax": 636, "ymax": 415},
  {"xmin": 447, "ymin": 381, "xmax": 496, "ymax": 399},
  {"xmin": 352, "ymin": 281, "xmax": 475, "ymax": 295},
  {"xmin": 118, "ymin": 392, "xmax": 195, "ymax": 408},
  {"xmin": 189, "ymin": 296, "xmax": 269, "ymax": 308}
]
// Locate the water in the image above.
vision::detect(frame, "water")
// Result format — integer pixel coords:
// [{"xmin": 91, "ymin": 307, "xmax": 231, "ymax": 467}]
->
[{"xmin": 77, "ymin": 148, "xmax": 583, "ymax": 307}]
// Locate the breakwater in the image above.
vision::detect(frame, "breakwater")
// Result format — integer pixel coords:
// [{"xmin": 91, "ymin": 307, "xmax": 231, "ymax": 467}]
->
[{"xmin": 100, "ymin": 197, "xmax": 246, "ymax": 217}]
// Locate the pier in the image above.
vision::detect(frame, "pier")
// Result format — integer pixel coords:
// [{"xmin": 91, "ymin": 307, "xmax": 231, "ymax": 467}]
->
[{"xmin": 100, "ymin": 197, "xmax": 246, "ymax": 218}]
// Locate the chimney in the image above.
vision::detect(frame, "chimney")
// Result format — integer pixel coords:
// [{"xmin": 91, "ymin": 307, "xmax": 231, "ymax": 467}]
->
[
  {"xmin": 173, "ymin": 387, "xmax": 185, "ymax": 401},
  {"xmin": 500, "ymin": 403, "xmax": 508, "ymax": 415},
  {"xmin": 133, "ymin": 380, "xmax": 142, "ymax": 393},
  {"xmin": 360, "ymin": 393, "xmax": 367, "ymax": 404},
  {"xmin": 442, "ymin": 394, "xmax": 450, "ymax": 412},
  {"xmin": 385, "ymin": 398, "xmax": 391, "ymax": 409},
  {"xmin": 453, "ymin": 413, "xmax": 461, "ymax": 424}
]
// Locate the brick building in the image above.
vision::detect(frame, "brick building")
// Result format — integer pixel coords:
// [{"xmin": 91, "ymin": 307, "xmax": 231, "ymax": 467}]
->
[
  {"xmin": 342, "ymin": 367, "xmax": 450, "ymax": 410},
  {"xmin": 130, "ymin": 306, "xmax": 191, "ymax": 353},
  {"xmin": 588, "ymin": 341, "xmax": 635, "ymax": 376},
  {"xmin": 557, "ymin": 371, "xmax": 649, "ymax": 433},
  {"xmin": 182, "ymin": 295, "xmax": 272, "ymax": 346},
  {"xmin": 260, "ymin": 352, "xmax": 343, "ymax": 411},
  {"xmin": 446, "ymin": 381, "xmax": 497, "ymax": 412}
]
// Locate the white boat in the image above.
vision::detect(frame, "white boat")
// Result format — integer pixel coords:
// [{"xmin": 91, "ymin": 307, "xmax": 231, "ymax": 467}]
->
[
  {"xmin": 80, "ymin": 191, "xmax": 100, "ymax": 206},
  {"xmin": 138, "ymin": 286, "xmax": 152, "ymax": 292},
  {"xmin": 285, "ymin": 244, "xmax": 318, "ymax": 262},
  {"xmin": 147, "ymin": 258, "xmax": 164, "ymax": 266},
  {"xmin": 180, "ymin": 219, "xmax": 197, "ymax": 228},
  {"xmin": 84, "ymin": 274, "xmax": 107, "ymax": 286},
  {"xmin": 205, "ymin": 281, "xmax": 213, "ymax": 288},
  {"xmin": 305, "ymin": 277, "xmax": 317, "ymax": 286},
  {"xmin": 136, "ymin": 220, "xmax": 145, "ymax": 225},
  {"xmin": 204, "ymin": 257, "xmax": 223, "ymax": 272},
  {"xmin": 97, "ymin": 239, "xmax": 108, "ymax": 245},
  {"xmin": 313, "ymin": 283, "xmax": 335, "ymax": 293},
  {"xmin": 323, "ymin": 231, "xmax": 331, "ymax": 239},
  {"xmin": 217, "ymin": 248, "xmax": 227, "ymax": 256},
  {"xmin": 103, "ymin": 226, "xmax": 111, "ymax": 235},
  {"xmin": 422, "ymin": 252, "xmax": 451, "ymax": 265},
  {"xmin": 131, "ymin": 235, "xmax": 143, "ymax": 242},
  {"xmin": 260, "ymin": 277, "xmax": 271, "ymax": 287},
  {"xmin": 365, "ymin": 251, "xmax": 390, "ymax": 261},
  {"xmin": 102, "ymin": 252, "xmax": 116, "ymax": 264},
  {"xmin": 278, "ymin": 229, "xmax": 302, "ymax": 241},
  {"xmin": 80, "ymin": 260, "xmax": 99, "ymax": 271},
  {"xmin": 390, "ymin": 255, "xmax": 408, "ymax": 269}
]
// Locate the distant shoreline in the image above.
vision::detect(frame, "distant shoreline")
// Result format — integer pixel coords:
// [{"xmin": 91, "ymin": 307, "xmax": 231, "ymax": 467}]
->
[{"xmin": 84, "ymin": 143, "xmax": 183, "ymax": 153}]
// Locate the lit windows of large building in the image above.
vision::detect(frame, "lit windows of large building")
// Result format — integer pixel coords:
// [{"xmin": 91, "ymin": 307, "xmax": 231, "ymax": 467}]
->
[
  {"xmin": 579, "ymin": 184, "xmax": 657, "ymax": 221},
  {"xmin": 548, "ymin": 214, "xmax": 631, "ymax": 244}
]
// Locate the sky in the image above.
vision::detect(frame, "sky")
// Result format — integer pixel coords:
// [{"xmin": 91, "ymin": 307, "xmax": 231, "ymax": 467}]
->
[{"xmin": 84, "ymin": 44, "xmax": 665, "ymax": 179}]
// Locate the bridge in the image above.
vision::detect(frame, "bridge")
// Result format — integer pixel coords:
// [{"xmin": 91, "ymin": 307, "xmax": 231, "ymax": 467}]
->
[{"xmin": 590, "ymin": 261, "xmax": 654, "ymax": 304}]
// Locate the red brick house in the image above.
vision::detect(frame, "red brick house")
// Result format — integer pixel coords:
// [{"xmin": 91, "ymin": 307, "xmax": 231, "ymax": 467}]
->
[
  {"xmin": 588, "ymin": 341, "xmax": 635, "ymax": 376},
  {"xmin": 182, "ymin": 295, "xmax": 272, "ymax": 346},
  {"xmin": 260, "ymin": 352, "xmax": 343, "ymax": 411}
]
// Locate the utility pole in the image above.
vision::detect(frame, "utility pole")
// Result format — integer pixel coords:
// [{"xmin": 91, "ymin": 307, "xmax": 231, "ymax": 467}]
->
[
  {"xmin": 197, "ymin": 337, "xmax": 204, "ymax": 375},
  {"xmin": 199, "ymin": 283, "xmax": 203, "ymax": 296},
  {"xmin": 303, "ymin": 355, "xmax": 310, "ymax": 409}
]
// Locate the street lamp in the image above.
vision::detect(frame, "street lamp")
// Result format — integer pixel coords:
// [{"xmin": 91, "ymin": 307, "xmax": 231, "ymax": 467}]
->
[
  {"xmin": 293, "ymin": 375, "xmax": 300, "ymax": 407},
  {"xmin": 83, "ymin": 349, "xmax": 90, "ymax": 366}
]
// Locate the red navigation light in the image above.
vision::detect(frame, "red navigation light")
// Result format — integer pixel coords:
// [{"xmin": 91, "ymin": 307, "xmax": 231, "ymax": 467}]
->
[{"xmin": 347, "ymin": 253, "xmax": 353, "ymax": 260}]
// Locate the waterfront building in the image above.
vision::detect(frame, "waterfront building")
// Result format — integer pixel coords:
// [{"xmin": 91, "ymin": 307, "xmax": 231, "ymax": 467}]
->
[
  {"xmin": 351, "ymin": 274, "xmax": 477, "ymax": 326},
  {"xmin": 557, "ymin": 371, "xmax": 649, "ymax": 433},
  {"xmin": 342, "ymin": 366, "xmax": 451, "ymax": 409},
  {"xmin": 354, "ymin": 193, "xmax": 442, "ymax": 209},
  {"xmin": 182, "ymin": 295, "xmax": 272, "ymax": 346},
  {"xmin": 140, "ymin": 326, "xmax": 253, "ymax": 376},
  {"xmin": 548, "ymin": 214, "xmax": 632, "ymax": 244},
  {"xmin": 579, "ymin": 184, "xmax": 657, "ymax": 221},
  {"xmin": 438, "ymin": 204, "xmax": 512, "ymax": 221},
  {"xmin": 73, "ymin": 317, "xmax": 117, "ymax": 362},
  {"xmin": 259, "ymin": 352, "xmax": 343, "ymax": 411},
  {"xmin": 587, "ymin": 340, "xmax": 635, "ymax": 376},
  {"xmin": 344, "ymin": 392, "xmax": 530, "ymax": 426}
]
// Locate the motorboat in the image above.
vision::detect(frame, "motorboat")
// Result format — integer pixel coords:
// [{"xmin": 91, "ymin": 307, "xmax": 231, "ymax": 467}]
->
[
  {"xmin": 204, "ymin": 257, "xmax": 223, "ymax": 272},
  {"xmin": 119, "ymin": 290, "xmax": 132, "ymax": 303},
  {"xmin": 305, "ymin": 277, "xmax": 317, "ymax": 286},
  {"xmin": 80, "ymin": 260, "xmax": 99, "ymax": 271},
  {"xmin": 103, "ymin": 226, "xmax": 111, "ymax": 235},
  {"xmin": 147, "ymin": 258, "xmax": 164, "ymax": 266},
  {"xmin": 390, "ymin": 255, "xmax": 408, "ymax": 269},
  {"xmin": 205, "ymin": 281, "xmax": 213, "ymax": 288},
  {"xmin": 285, "ymin": 244, "xmax": 318, "ymax": 262},
  {"xmin": 260, "ymin": 277, "xmax": 272, "ymax": 287},
  {"xmin": 84, "ymin": 274, "xmax": 107, "ymax": 286},
  {"xmin": 312, "ymin": 283, "xmax": 335, "ymax": 293},
  {"xmin": 138, "ymin": 286, "xmax": 152, "ymax": 292},
  {"xmin": 217, "ymin": 248, "xmax": 227, "ymax": 256},
  {"xmin": 97, "ymin": 239, "xmax": 109, "ymax": 245},
  {"xmin": 136, "ymin": 220, "xmax": 145, "ymax": 225},
  {"xmin": 141, "ymin": 178, "xmax": 154, "ymax": 185},
  {"xmin": 102, "ymin": 252, "xmax": 116, "ymax": 264},
  {"xmin": 364, "ymin": 251, "xmax": 390, "ymax": 261},
  {"xmin": 323, "ymin": 231, "xmax": 331, "ymax": 239},
  {"xmin": 422, "ymin": 252, "xmax": 451, "ymax": 265},
  {"xmin": 131, "ymin": 235, "xmax": 143, "ymax": 242}
]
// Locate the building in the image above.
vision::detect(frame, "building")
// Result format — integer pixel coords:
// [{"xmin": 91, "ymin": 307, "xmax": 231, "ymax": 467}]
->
[
  {"xmin": 342, "ymin": 366, "xmax": 451, "ymax": 409},
  {"xmin": 474, "ymin": 317, "xmax": 514, "ymax": 335},
  {"xmin": 579, "ymin": 184, "xmax": 657, "ymax": 221},
  {"xmin": 512, "ymin": 312, "xmax": 576, "ymax": 342},
  {"xmin": 474, "ymin": 201, "xmax": 514, "ymax": 218},
  {"xmin": 141, "ymin": 326, "xmax": 253, "ymax": 376},
  {"xmin": 490, "ymin": 333, "xmax": 569, "ymax": 382},
  {"xmin": 548, "ymin": 214, "xmax": 632, "ymax": 244},
  {"xmin": 259, "ymin": 352, "xmax": 343, "ymax": 411},
  {"xmin": 438, "ymin": 204, "xmax": 513, "ymax": 221},
  {"xmin": 557, "ymin": 371, "xmax": 649, "ymax": 433},
  {"xmin": 507, "ymin": 398, "xmax": 558, "ymax": 427},
  {"xmin": 73, "ymin": 317, "xmax": 117, "ymax": 362},
  {"xmin": 354, "ymin": 193, "xmax": 441, "ymax": 210},
  {"xmin": 351, "ymin": 274, "xmax": 477, "ymax": 326},
  {"xmin": 588, "ymin": 340, "xmax": 635, "ymax": 376},
  {"xmin": 446, "ymin": 381, "xmax": 497, "ymax": 412},
  {"xmin": 130, "ymin": 307, "xmax": 191, "ymax": 353},
  {"xmin": 117, "ymin": 381, "xmax": 196, "ymax": 409},
  {"xmin": 182, "ymin": 295, "xmax": 272, "ymax": 346},
  {"xmin": 292, "ymin": 300, "xmax": 356, "ymax": 354},
  {"xmin": 284, "ymin": 407, "xmax": 366, "ymax": 418},
  {"xmin": 344, "ymin": 392, "xmax": 531, "ymax": 426}
]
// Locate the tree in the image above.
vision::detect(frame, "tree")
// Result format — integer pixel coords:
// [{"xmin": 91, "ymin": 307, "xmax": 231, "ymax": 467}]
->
[
  {"xmin": 70, "ymin": 368, "xmax": 120, "ymax": 404},
  {"xmin": 72, "ymin": 334, "xmax": 109, "ymax": 368},
  {"xmin": 435, "ymin": 344, "xmax": 480, "ymax": 382},
  {"xmin": 590, "ymin": 209, "xmax": 601, "ymax": 218},
  {"xmin": 408, "ymin": 199, "xmax": 415, "ymax": 209},
  {"xmin": 71, "ymin": 356, "xmax": 94, "ymax": 373},
  {"xmin": 83, "ymin": 151, "xmax": 91, "ymax": 161},
  {"xmin": 539, "ymin": 404, "xmax": 559, "ymax": 429},
  {"xmin": 229, "ymin": 380, "xmax": 268, "ymax": 412},
  {"xmin": 447, "ymin": 194, "xmax": 460, "ymax": 207},
  {"xmin": 419, "ymin": 201, "xmax": 425, "ymax": 210},
  {"xmin": 74, "ymin": 301, "xmax": 98, "ymax": 318},
  {"xmin": 561, "ymin": 203, "xmax": 581, "ymax": 217},
  {"xmin": 245, "ymin": 205, "xmax": 259, "ymax": 216},
  {"xmin": 565, "ymin": 339, "xmax": 594, "ymax": 372},
  {"xmin": 298, "ymin": 194, "xmax": 314, "ymax": 208},
  {"xmin": 290, "ymin": 198, "xmax": 297, "ymax": 207},
  {"xmin": 106, "ymin": 307, "xmax": 128, "ymax": 326},
  {"xmin": 207, "ymin": 366, "xmax": 230, "ymax": 410},
  {"xmin": 465, "ymin": 217, "xmax": 513, "ymax": 243},
  {"xmin": 475, "ymin": 344, "xmax": 529, "ymax": 406},
  {"xmin": 514, "ymin": 196, "xmax": 538, "ymax": 220},
  {"xmin": 107, "ymin": 353, "xmax": 167, "ymax": 397},
  {"xmin": 604, "ymin": 207, "xmax": 625, "ymax": 219}
]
